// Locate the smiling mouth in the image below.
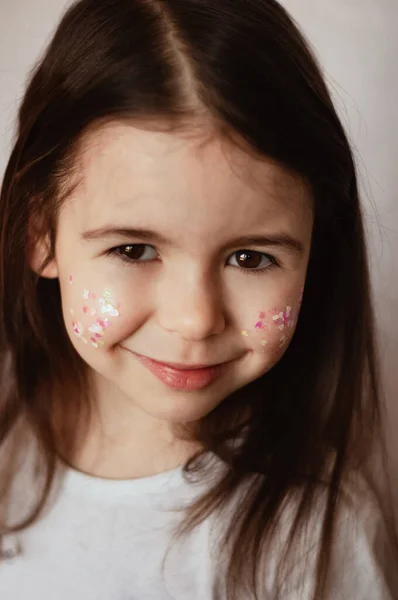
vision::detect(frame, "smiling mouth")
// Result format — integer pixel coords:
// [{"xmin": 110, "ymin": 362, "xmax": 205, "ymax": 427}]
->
[
  {"xmin": 139, "ymin": 357, "xmax": 226, "ymax": 370},
  {"xmin": 131, "ymin": 353, "xmax": 235, "ymax": 391}
]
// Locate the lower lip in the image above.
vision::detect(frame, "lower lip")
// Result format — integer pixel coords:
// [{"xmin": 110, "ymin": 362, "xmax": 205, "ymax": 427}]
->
[{"xmin": 135, "ymin": 355, "xmax": 231, "ymax": 391}]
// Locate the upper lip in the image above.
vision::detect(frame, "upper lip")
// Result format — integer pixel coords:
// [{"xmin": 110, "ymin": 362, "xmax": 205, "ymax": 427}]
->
[{"xmin": 137, "ymin": 355, "xmax": 229, "ymax": 370}]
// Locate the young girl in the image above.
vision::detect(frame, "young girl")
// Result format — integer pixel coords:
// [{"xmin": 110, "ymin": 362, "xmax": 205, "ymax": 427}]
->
[{"xmin": 0, "ymin": 0, "xmax": 396, "ymax": 598}]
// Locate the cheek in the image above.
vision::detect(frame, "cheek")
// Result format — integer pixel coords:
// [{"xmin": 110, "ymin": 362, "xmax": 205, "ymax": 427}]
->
[
  {"xmin": 241, "ymin": 286, "xmax": 304, "ymax": 360},
  {"xmin": 64, "ymin": 278, "xmax": 123, "ymax": 351}
]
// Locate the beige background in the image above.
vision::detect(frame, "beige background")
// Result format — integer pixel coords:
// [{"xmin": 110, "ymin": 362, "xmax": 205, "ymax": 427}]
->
[{"xmin": 0, "ymin": 0, "xmax": 397, "ymax": 487}]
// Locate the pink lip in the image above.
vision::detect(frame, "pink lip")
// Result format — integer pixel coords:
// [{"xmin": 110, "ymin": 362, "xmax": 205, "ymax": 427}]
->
[{"xmin": 134, "ymin": 354, "xmax": 232, "ymax": 391}]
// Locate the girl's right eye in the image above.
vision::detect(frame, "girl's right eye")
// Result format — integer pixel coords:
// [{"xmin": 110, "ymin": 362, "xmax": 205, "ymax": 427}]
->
[{"xmin": 107, "ymin": 244, "xmax": 158, "ymax": 264}]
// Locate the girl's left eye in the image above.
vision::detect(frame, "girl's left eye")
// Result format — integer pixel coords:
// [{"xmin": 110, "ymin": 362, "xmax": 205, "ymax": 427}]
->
[
  {"xmin": 107, "ymin": 245, "xmax": 278, "ymax": 275},
  {"xmin": 227, "ymin": 250, "xmax": 277, "ymax": 274}
]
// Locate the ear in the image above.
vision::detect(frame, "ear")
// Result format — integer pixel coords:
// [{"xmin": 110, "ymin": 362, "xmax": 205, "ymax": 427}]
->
[{"xmin": 30, "ymin": 234, "xmax": 59, "ymax": 279}]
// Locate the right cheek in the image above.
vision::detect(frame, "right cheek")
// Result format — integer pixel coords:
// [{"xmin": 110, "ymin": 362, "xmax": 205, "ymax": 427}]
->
[
  {"xmin": 67, "ymin": 306, "xmax": 141, "ymax": 352},
  {"xmin": 65, "ymin": 305, "xmax": 115, "ymax": 351}
]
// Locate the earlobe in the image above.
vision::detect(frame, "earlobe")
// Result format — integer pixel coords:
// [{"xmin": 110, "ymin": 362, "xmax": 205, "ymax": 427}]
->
[
  {"xmin": 39, "ymin": 259, "xmax": 59, "ymax": 279},
  {"xmin": 30, "ymin": 236, "xmax": 59, "ymax": 279}
]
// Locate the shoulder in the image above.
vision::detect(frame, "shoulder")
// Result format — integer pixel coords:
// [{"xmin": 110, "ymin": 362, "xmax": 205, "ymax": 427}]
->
[
  {"xmin": 330, "ymin": 477, "xmax": 391, "ymax": 599},
  {"xmin": 272, "ymin": 471, "xmax": 394, "ymax": 600}
]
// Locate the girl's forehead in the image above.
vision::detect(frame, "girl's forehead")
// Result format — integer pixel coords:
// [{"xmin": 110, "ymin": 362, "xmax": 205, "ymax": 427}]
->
[
  {"xmin": 67, "ymin": 122, "xmax": 313, "ymax": 237},
  {"xmin": 77, "ymin": 122, "xmax": 308, "ymax": 196}
]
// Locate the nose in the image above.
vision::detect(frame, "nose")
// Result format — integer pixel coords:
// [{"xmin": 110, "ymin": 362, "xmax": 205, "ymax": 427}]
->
[{"xmin": 155, "ymin": 269, "xmax": 226, "ymax": 341}]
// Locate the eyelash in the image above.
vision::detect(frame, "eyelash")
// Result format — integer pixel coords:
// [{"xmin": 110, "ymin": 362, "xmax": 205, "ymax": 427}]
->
[{"xmin": 105, "ymin": 245, "xmax": 279, "ymax": 276}]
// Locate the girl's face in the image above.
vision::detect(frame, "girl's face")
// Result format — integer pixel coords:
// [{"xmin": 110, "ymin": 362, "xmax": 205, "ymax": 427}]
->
[{"xmin": 43, "ymin": 122, "xmax": 313, "ymax": 424}]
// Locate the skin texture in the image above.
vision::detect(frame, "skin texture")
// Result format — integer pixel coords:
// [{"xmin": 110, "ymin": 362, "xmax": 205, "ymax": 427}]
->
[{"xmin": 37, "ymin": 122, "xmax": 313, "ymax": 478}]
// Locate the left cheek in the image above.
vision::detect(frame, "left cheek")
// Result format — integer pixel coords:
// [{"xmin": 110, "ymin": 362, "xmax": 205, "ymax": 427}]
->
[{"xmin": 241, "ymin": 298, "xmax": 302, "ymax": 358}]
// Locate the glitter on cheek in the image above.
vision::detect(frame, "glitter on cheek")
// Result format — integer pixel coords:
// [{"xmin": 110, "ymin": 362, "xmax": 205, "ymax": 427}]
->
[
  {"xmin": 241, "ymin": 303, "xmax": 299, "ymax": 350},
  {"xmin": 70, "ymin": 287, "xmax": 120, "ymax": 350},
  {"xmin": 88, "ymin": 323, "xmax": 104, "ymax": 335},
  {"xmin": 73, "ymin": 321, "xmax": 84, "ymax": 336},
  {"xmin": 279, "ymin": 335, "xmax": 287, "ymax": 348},
  {"xmin": 72, "ymin": 321, "xmax": 88, "ymax": 344},
  {"xmin": 99, "ymin": 297, "xmax": 120, "ymax": 317},
  {"xmin": 272, "ymin": 305, "xmax": 294, "ymax": 331}
]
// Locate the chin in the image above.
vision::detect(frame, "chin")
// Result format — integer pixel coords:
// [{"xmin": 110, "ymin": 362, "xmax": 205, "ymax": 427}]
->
[{"xmin": 117, "ymin": 378, "xmax": 229, "ymax": 424}]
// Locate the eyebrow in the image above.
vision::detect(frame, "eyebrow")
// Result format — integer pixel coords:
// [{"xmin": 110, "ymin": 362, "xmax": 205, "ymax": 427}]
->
[{"xmin": 81, "ymin": 226, "xmax": 305, "ymax": 256}]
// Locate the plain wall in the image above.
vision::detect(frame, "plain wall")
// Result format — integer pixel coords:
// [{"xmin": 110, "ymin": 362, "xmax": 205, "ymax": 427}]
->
[{"xmin": 0, "ymin": 0, "xmax": 397, "ymax": 481}]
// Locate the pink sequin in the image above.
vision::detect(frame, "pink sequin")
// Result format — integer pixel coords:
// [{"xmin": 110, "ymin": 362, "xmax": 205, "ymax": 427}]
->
[
  {"xmin": 73, "ymin": 321, "xmax": 84, "ymax": 337},
  {"xmin": 72, "ymin": 286, "xmax": 120, "ymax": 350},
  {"xmin": 272, "ymin": 306, "xmax": 293, "ymax": 331}
]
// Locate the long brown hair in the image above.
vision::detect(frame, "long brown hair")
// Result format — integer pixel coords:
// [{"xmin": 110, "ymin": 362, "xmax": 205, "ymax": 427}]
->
[{"xmin": 0, "ymin": 0, "xmax": 395, "ymax": 598}]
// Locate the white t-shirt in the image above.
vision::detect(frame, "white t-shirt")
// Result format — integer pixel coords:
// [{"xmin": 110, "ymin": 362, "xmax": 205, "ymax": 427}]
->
[{"xmin": 0, "ymin": 457, "xmax": 393, "ymax": 600}]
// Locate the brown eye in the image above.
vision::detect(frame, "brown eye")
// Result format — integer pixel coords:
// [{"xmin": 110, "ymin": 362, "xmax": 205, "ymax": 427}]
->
[
  {"xmin": 111, "ymin": 244, "xmax": 158, "ymax": 262},
  {"xmin": 229, "ymin": 250, "xmax": 273, "ymax": 271},
  {"xmin": 122, "ymin": 245, "xmax": 145, "ymax": 260}
]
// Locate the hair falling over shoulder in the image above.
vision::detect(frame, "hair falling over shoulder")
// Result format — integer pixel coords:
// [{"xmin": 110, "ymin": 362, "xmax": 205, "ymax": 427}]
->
[{"xmin": 0, "ymin": 1, "xmax": 396, "ymax": 598}]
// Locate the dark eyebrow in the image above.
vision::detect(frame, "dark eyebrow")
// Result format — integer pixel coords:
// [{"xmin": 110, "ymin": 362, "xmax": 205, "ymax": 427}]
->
[{"xmin": 81, "ymin": 227, "xmax": 305, "ymax": 256}]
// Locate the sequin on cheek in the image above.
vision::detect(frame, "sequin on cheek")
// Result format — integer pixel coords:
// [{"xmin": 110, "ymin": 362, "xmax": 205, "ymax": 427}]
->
[
  {"xmin": 69, "ymin": 275, "xmax": 73, "ymax": 284},
  {"xmin": 99, "ymin": 297, "xmax": 119, "ymax": 317},
  {"xmin": 88, "ymin": 323, "xmax": 104, "ymax": 336},
  {"xmin": 279, "ymin": 335, "xmax": 287, "ymax": 348},
  {"xmin": 272, "ymin": 305, "xmax": 293, "ymax": 331},
  {"xmin": 73, "ymin": 321, "xmax": 84, "ymax": 336},
  {"xmin": 72, "ymin": 321, "xmax": 88, "ymax": 344},
  {"xmin": 243, "ymin": 303, "xmax": 298, "ymax": 350},
  {"xmin": 71, "ymin": 288, "xmax": 120, "ymax": 349}
]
